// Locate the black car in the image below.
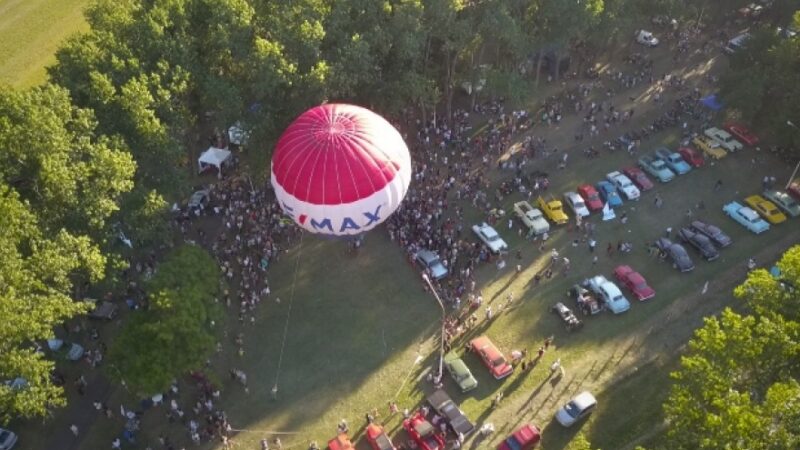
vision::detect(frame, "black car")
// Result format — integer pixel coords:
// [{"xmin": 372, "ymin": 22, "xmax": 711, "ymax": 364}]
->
[
  {"xmin": 427, "ymin": 389, "xmax": 475, "ymax": 436},
  {"xmin": 678, "ymin": 228, "xmax": 720, "ymax": 261},
  {"xmin": 655, "ymin": 237, "xmax": 695, "ymax": 272},
  {"xmin": 690, "ymin": 220, "xmax": 732, "ymax": 247}
]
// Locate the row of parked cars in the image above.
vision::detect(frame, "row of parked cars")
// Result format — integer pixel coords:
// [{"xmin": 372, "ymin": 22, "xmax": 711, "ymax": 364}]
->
[{"xmin": 724, "ymin": 190, "xmax": 800, "ymax": 235}]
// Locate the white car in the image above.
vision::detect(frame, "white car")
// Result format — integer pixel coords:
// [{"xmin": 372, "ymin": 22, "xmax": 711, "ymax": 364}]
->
[
  {"xmin": 472, "ymin": 222, "xmax": 508, "ymax": 254},
  {"xmin": 704, "ymin": 127, "xmax": 743, "ymax": 152},
  {"xmin": 606, "ymin": 171, "xmax": 640, "ymax": 200},
  {"xmin": 513, "ymin": 201, "xmax": 550, "ymax": 235},
  {"xmin": 585, "ymin": 275, "xmax": 631, "ymax": 314},
  {"xmin": 555, "ymin": 392, "xmax": 597, "ymax": 427},
  {"xmin": 635, "ymin": 30, "xmax": 659, "ymax": 47},
  {"xmin": 563, "ymin": 192, "xmax": 590, "ymax": 217}
]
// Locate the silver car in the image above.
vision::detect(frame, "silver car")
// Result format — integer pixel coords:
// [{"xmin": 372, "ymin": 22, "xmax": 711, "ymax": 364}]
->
[
  {"xmin": 0, "ymin": 428, "xmax": 18, "ymax": 450},
  {"xmin": 555, "ymin": 391, "xmax": 597, "ymax": 426},
  {"xmin": 416, "ymin": 249, "xmax": 449, "ymax": 280}
]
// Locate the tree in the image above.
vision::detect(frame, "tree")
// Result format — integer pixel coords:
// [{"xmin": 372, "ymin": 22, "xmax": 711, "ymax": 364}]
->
[
  {"xmin": 664, "ymin": 245, "xmax": 800, "ymax": 449},
  {"xmin": 0, "ymin": 84, "xmax": 133, "ymax": 422},
  {"xmin": 565, "ymin": 432, "xmax": 600, "ymax": 450},
  {"xmin": 107, "ymin": 245, "xmax": 222, "ymax": 395}
]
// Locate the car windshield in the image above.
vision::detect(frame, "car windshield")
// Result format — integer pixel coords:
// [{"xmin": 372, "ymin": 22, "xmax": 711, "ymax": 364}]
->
[
  {"xmin": 575, "ymin": 200, "xmax": 585, "ymax": 208},
  {"xmin": 635, "ymin": 281, "xmax": 648, "ymax": 290},
  {"xmin": 588, "ymin": 193, "xmax": 599, "ymax": 201},
  {"xmin": 652, "ymin": 160, "xmax": 666, "ymax": 169},
  {"xmin": 564, "ymin": 401, "xmax": 581, "ymax": 418},
  {"xmin": 669, "ymin": 155, "xmax": 680, "ymax": 163},
  {"xmin": 492, "ymin": 356, "xmax": 506, "ymax": 366}
]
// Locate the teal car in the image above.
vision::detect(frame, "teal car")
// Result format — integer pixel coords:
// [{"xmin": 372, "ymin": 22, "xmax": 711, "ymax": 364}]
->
[
  {"xmin": 444, "ymin": 351, "xmax": 478, "ymax": 392},
  {"xmin": 654, "ymin": 147, "xmax": 692, "ymax": 175},
  {"xmin": 638, "ymin": 154, "xmax": 675, "ymax": 182}
]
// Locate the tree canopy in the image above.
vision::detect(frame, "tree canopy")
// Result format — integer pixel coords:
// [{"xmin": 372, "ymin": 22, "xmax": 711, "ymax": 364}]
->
[
  {"xmin": 664, "ymin": 246, "xmax": 800, "ymax": 449},
  {"xmin": 0, "ymin": 84, "xmax": 133, "ymax": 423},
  {"xmin": 107, "ymin": 245, "xmax": 222, "ymax": 395}
]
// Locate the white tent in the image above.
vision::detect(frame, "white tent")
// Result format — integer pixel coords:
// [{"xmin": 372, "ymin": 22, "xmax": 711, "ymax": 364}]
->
[
  {"xmin": 198, "ymin": 147, "xmax": 232, "ymax": 178},
  {"xmin": 228, "ymin": 123, "xmax": 250, "ymax": 146}
]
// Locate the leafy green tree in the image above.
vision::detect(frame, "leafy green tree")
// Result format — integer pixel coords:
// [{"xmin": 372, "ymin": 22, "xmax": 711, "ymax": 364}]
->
[
  {"xmin": 0, "ymin": 83, "xmax": 133, "ymax": 422},
  {"xmin": 107, "ymin": 245, "xmax": 221, "ymax": 395},
  {"xmin": 664, "ymin": 246, "xmax": 800, "ymax": 449},
  {"xmin": 565, "ymin": 432, "xmax": 599, "ymax": 450}
]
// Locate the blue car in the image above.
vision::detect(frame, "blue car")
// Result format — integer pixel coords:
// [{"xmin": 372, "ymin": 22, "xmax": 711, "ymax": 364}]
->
[
  {"xmin": 655, "ymin": 147, "xmax": 692, "ymax": 175},
  {"xmin": 638, "ymin": 154, "xmax": 675, "ymax": 182},
  {"xmin": 596, "ymin": 181, "xmax": 623, "ymax": 207},
  {"xmin": 722, "ymin": 201, "xmax": 770, "ymax": 234}
]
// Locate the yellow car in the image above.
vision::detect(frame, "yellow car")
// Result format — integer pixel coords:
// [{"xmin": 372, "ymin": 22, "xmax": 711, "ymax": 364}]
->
[
  {"xmin": 744, "ymin": 195, "xmax": 787, "ymax": 224},
  {"xmin": 692, "ymin": 136, "xmax": 727, "ymax": 160},
  {"xmin": 537, "ymin": 196, "xmax": 569, "ymax": 225}
]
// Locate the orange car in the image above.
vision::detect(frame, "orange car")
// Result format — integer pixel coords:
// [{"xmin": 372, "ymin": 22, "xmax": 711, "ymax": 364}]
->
[{"xmin": 366, "ymin": 423, "xmax": 396, "ymax": 450}]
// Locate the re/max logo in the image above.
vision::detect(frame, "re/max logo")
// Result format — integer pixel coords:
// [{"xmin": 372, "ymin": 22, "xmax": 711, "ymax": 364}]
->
[{"xmin": 282, "ymin": 203, "xmax": 383, "ymax": 233}]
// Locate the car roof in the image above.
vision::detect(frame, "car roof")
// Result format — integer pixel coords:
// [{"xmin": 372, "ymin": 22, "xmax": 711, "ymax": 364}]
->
[{"xmin": 573, "ymin": 391, "xmax": 597, "ymax": 409}]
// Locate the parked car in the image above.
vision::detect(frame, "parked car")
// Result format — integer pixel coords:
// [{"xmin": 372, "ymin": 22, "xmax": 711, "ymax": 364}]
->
[
  {"xmin": 678, "ymin": 228, "xmax": 720, "ymax": 261},
  {"xmin": 744, "ymin": 195, "xmax": 787, "ymax": 224},
  {"xmin": 552, "ymin": 302, "xmax": 583, "ymax": 331},
  {"xmin": 723, "ymin": 201, "xmax": 770, "ymax": 234},
  {"xmin": 606, "ymin": 171, "xmax": 640, "ymax": 200},
  {"xmin": 514, "ymin": 201, "xmax": 550, "ymax": 235},
  {"xmin": 567, "ymin": 284, "xmax": 604, "ymax": 315},
  {"xmin": 366, "ymin": 423, "xmax": 396, "ymax": 450},
  {"xmin": 655, "ymin": 237, "xmax": 695, "ymax": 272},
  {"xmin": 724, "ymin": 33, "xmax": 751, "ymax": 54},
  {"xmin": 497, "ymin": 424, "xmax": 541, "ymax": 450},
  {"xmin": 613, "ymin": 265, "xmax": 655, "ymax": 301},
  {"xmin": 635, "ymin": 29, "xmax": 659, "ymax": 47},
  {"xmin": 622, "ymin": 166, "xmax": 654, "ymax": 191},
  {"xmin": 536, "ymin": 196, "xmax": 569, "ymax": 225},
  {"xmin": 403, "ymin": 412, "xmax": 445, "ymax": 450},
  {"xmin": 690, "ymin": 220, "xmax": 732, "ymax": 247},
  {"xmin": 638, "ymin": 154, "xmax": 675, "ymax": 182},
  {"xmin": 472, "ymin": 222, "xmax": 508, "ymax": 254},
  {"xmin": 416, "ymin": 249, "xmax": 449, "ymax": 280},
  {"xmin": 563, "ymin": 192, "xmax": 590, "ymax": 217},
  {"xmin": 555, "ymin": 391, "xmax": 597, "ymax": 427},
  {"xmin": 585, "ymin": 275, "xmax": 631, "ymax": 314},
  {"xmin": 443, "ymin": 351, "xmax": 478, "ymax": 392},
  {"xmin": 470, "ymin": 336, "xmax": 513, "ymax": 380},
  {"xmin": 188, "ymin": 189, "xmax": 210, "ymax": 210},
  {"xmin": 427, "ymin": 390, "xmax": 475, "ymax": 436},
  {"xmin": 763, "ymin": 190, "xmax": 800, "ymax": 217},
  {"xmin": 692, "ymin": 136, "xmax": 727, "ymax": 160},
  {"xmin": 724, "ymin": 122, "xmax": 759, "ymax": 146},
  {"xmin": 595, "ymin": 181, "xmax": 623, "ymax": 207},
  {"xmin": 577, "ymin": 184, "xmax": 604, "ymax": 211},
  {"xmin": 704, "ymin": 127, "xmax": 743, "ymax": 152},
  {"xmin": 654, "ymin": 147, "xmax": 692, "ymax": 175},
  {"xmin": 0, "ymin": 428, "xmax": 17, "ymax": 450},
  {"xmin": 677, "ymin": 146, "xmax": 704, "ymax": 168}
]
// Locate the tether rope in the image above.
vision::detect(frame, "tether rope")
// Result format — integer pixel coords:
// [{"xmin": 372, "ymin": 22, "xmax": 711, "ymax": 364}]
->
[{"xmin": 272, "ymin": 231, "xmax": 305, "ymax": 397}]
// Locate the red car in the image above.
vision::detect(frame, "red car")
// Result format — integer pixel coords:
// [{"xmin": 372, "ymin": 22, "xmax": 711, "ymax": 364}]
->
[
  {"xmin": 497, "ymin": 424, "xmax": 541, "ymax": 450},
  {"xmin": 327, "ymin": 433, "xmax": 355, "ymax": 450},
  {"xmin": 724, "ymin": 122, "xmax": 759, "ymax": 146},
  {"xmin": 613, "ymin": 265, "xmax": 655, "ymax": 301},
  {"xmin": 622, "ymin": 166, "xmax": 654, "ymax": 191},
  {"xmin": 470, "ymin": 336, "xmax": 513, "ymax": 380},
  {"xmin": 366, "ymin": 423, "xmax": 396, "ymax": 450},
  {"xmin": 678, "ymin": 147, "xmax": 704, "ymax": 168},
  {"xmin": 788, "ymin": 181, "xmax": 800, "ymax": 202},
  {"xmin": 403, "ymin": 412, "xmax": 445, "ymax": 450},
  {"xmin": 577, "ymin": 184, "xmax": 604, "ymax": 211}
]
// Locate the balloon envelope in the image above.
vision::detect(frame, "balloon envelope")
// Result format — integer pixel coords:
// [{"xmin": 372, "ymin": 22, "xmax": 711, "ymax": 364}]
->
[{"xmin": 271, "ymin": 104, "xmax": 411, "ymax": 236}]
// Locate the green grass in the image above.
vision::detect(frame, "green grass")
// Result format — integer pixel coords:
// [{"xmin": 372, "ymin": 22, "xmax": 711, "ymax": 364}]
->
[{"xmin": 0, "ymin": 0, "xmax": 90, "ymax": 87}]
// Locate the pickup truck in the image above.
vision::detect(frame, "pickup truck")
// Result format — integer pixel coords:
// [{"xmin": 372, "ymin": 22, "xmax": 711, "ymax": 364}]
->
[
  {"xmin": 513, "ymin": 201, "xmax": 550, "ymax": 235},
  {"xmin": 427, "ymin": 390, "xmax": 475, "ymax": 436},
  {"xmin": 567, "ymin": 284, "xmax": 603, "ymax": 315},
  {"xmin": 536, "ymin": 196, "xmax": 569, "ymax": 225}
]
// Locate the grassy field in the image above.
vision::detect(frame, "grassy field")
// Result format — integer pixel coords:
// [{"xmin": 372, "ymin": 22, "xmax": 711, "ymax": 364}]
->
[
  {"xmin": 24, "ymin": 124, "xmax": 796, "ymax": 450},
  {"xmin": 0, "ymin": 0, "xmax": 90, "ymax": 87}
]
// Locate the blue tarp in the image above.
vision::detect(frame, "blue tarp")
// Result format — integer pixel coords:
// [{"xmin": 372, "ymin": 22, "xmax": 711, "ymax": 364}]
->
[{"xmin": 701, "ymin": 94, "xmax": 723, "ymax": 111}]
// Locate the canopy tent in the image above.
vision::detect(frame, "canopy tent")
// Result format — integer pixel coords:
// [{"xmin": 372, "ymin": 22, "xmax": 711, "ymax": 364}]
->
[
  {"xmin": 701, "ymin": 94, "xmax": 723, "ymax": 111},
  {"xmin": 228, "ymin": 123, "xmax": 250, "ymax": 146},
  {"xmin": 198, "ymin": 147, "xmax": 232, "ymax": 178}
]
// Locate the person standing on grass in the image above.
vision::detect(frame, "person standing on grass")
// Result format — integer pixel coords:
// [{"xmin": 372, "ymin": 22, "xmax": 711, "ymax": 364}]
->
[{"xmin": 70, "ymin": 424, "xmax": 79, "ymax": 437}]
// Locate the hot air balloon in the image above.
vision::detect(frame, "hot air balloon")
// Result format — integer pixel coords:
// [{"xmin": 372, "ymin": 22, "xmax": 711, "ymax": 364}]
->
[{"xmin": 271, "ymin": 104, "xmax": 412, "ymax": 236}]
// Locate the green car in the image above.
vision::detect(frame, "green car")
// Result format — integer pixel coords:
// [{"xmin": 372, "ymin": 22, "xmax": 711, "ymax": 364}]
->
[{"xmin": 444, "ymin": 351, "xmax": 478, "ymax": 392}]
